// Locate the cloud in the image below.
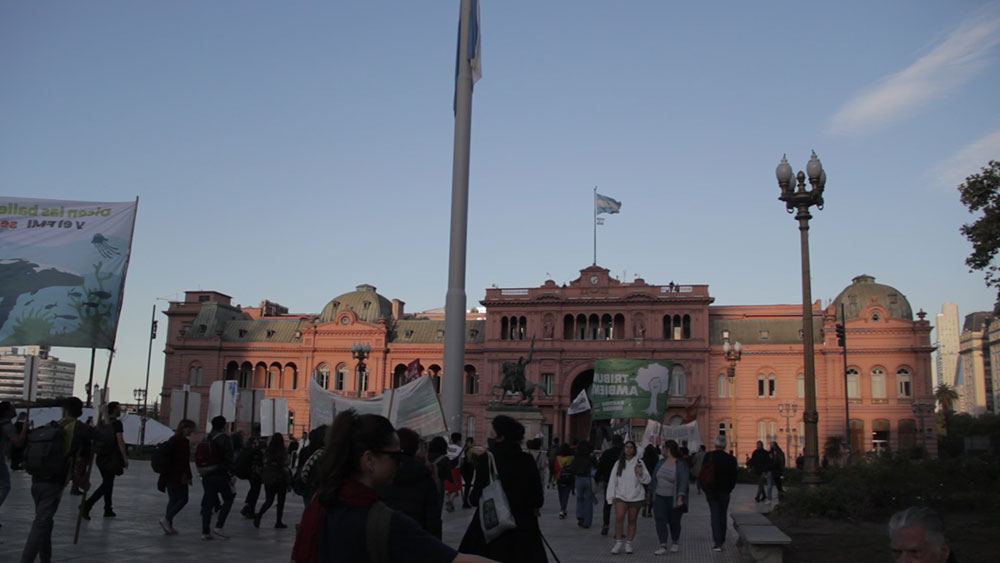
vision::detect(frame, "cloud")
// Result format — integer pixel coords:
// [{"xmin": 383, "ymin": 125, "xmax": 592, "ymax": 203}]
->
[
  {"xmin": 827, "ymin": 6, "xmax": 1000, "ymax": 136},
  {"xmin": 932, "ymin": 128, "xmax": 1000, "ymax": 189}
]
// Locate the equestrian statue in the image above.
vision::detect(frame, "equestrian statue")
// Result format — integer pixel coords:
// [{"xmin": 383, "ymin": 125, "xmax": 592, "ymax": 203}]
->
[{"xmin": 491, "ymin": 336, "xmax": 548, "ymax": 406}]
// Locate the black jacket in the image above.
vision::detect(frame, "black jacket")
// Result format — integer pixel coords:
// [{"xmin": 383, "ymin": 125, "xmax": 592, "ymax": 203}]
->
[
  {"xmin": 702, "ymin": 449, "xmax": 738, "ymax": 494},
  {"xmin": 595, "ymin": 446, "xmax": 622, "ymax": 484},
  {"xmin": 749, "ymin": 448, "xmax": 771, "ymax": 475},
  {"xmin": 459, "ymin": 440, "xmax": 547, "ymax": 562},
  {"xmin": 380, "ymin": 455, "xmax": 443, "ymax": 539}
]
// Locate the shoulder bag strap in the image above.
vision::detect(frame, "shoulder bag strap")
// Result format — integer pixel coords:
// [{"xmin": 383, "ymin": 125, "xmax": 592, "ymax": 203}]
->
[{"xmin": 366, "ymin": 501, "xmax": 393, "ymax": 563}]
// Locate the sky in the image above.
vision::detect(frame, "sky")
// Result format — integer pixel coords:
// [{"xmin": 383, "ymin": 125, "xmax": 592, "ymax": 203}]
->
[{"xmin": 2, "ymin": 1, "xmax": 999, "ymax": 403}]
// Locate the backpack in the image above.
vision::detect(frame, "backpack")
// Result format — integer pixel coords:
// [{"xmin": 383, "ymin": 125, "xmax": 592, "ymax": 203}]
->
[
  {"xmin": 24, "ymin": 419, "xmax": 74, "ymax": 480},
  {"xmin": 151, "ymin": 439, "xmax": 172, "ymax": 474},
  {"xmin": 557, "ymin": 460, "xmax": 576, "ymax": 486},
  {"xmin": 698, "ymin": 455, "xmax": 716, "ymax": 491},
  {"xmin": 195, "ymin": 433, "xmax": 223, "ymax": 475}
]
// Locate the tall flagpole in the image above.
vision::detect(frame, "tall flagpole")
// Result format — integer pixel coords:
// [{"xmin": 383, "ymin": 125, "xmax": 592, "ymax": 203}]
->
[
  {"xmin": 443, "ymin": 0, "xmax": 475, "ymax": 435},
  {"xmin": 593, "ymin": 187, "xmax": 597, "ymax": 266}
]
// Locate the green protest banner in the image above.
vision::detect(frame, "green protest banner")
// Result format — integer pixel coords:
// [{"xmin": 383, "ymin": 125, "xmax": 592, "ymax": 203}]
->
[{"xmin": 591, "ymin": 359, "xmax": 674, "ymax": 420}]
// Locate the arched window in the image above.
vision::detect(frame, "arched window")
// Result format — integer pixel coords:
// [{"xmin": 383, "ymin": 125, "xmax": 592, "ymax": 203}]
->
[
  {"xmin": 465, "ymin": 365, "xmax": 479, "ymax": 395},
  {"xmin": 682, "ymin": 314, "xmax": 691, "ymax": 339},
  {"xmin": 846, "ymin": 368, "xmax": 860, "ymax": 399},
  {"xmin": 563, "ymin": 314, "xmax": 574, "ymax": 341},
  {"xmin": 267, "ymin": 364, "xmax": 280, "ymax": 389},
  {"xmin": 188, "ymin": 362, "xmax": 203, "ymax": 386},
  {"xmin": 393, "ymin": 363, "xmax": 408, "ymax": 389},
  {"xmin": 576, "ymin": 314, "xmax": 587, "ymax": 340},
  {"xmin": 335, "ymin": 363, "xmax": 349, "ymax": 391},
  {"xmin": 717, "ymin": 374, "xmax": 730, "ymax": 398},
  {"xmin": 588, "ymin": 314, "xmax": 600, "ymax": 340},
  {"xmin": 669, "ymin": 365, "xmax": 686, "ymax": 396},
  {"xmin": 757, "ymin": 374, "xmax": 775, "ymax": 398},
  {"xmin": 613, "ymin": 313, "xmax": 626, "ymax": 339},
  {"xmin": 519, "ymin": 316, "xmax": 527, "ymax": 340},
  {"xmin": 358, "ymin": 366, "xmax": 369, "ymax": 392},
  {"xmin": 768, "ymin": 375, "xmax": 776, "ymax": 397},
  {"xmin": 239, "ymin": 362, "xmax": 252, "ymax": 389},
  {"xmin": 757, "ymin": 420, "xmax": 778, "ymax": 444},
  {"xmin": 796, "ymin": 373, "xmax": 804, "ymax": 398},
  {"xmin": 601, "ymin": 314, "xmax": 613, "ymax": 340},
  {"xmin": 871, "ymin": 367, "xmax": 886, "ymax": 399},
  {"xmin": 500, "ymin": 317, "xmax": 508, "ymax": 340},
  {"xmin": 284, "ymin": 363, "xmax": 298, "ymax": 390},
  {"xmin": 872, "ymin": 419, "xmax": 890, "ymax": 452},
  {"xmin": 315, "ymin": 363, "xmax": 331, "ymax": 389},
  {"xmin": 672, "ymin": 315, "xmax": 682, "ymax": 340},
  {"xmin": 897, "ymin": 368, "xmax": 912, "ymax": 397},
  {"xmin": 663, "ymin": 315, "xmax": 673, "ymax": 340}
]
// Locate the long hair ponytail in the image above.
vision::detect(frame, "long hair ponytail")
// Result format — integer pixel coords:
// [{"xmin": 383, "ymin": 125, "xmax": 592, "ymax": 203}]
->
[{"xmin": 315, "ymin": 409, "xmax": 395, "ymax": 506}]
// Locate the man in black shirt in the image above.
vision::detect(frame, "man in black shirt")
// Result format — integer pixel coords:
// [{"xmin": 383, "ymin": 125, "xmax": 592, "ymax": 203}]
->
[
  {"xmin": 594, "ymin": 434, "xmax": 623, "ymax": 536},
  {"xmin": 701, "ymin": 434, "xmax": 738, "ymax": 552},
  {"xmin": 82, "ymin": 401, "xmax": 128, "ymax": 519}
]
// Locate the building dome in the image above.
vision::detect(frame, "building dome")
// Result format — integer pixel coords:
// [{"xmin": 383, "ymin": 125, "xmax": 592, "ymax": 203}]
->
[
  {"xmin": 832, "ymin": 274, "xmax": 913, "ymax": 321},
  {"xmin": 318, "ymin": 284, "xmax": 394, "ymax": 324}
]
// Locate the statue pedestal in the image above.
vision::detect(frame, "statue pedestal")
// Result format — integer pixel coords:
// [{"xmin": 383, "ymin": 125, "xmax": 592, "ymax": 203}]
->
[{"xmin": 485, "ymin": 405, "xmax": 546, "ymax": 441}]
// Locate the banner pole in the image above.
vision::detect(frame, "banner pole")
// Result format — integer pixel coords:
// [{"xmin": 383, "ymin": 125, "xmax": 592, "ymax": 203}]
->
[
  {"xmin": 75, "ymin": 349, "xmax": 115, "ymax": 544},
  {"xmin": 85, "ymin": 348, "xmax": 96, "ymax": 408}
]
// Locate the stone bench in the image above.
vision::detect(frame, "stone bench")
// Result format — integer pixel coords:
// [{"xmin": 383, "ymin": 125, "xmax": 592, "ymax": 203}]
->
[{"xmin": 731, "ymin": 511, "xmax": 792, "ymax": 563}]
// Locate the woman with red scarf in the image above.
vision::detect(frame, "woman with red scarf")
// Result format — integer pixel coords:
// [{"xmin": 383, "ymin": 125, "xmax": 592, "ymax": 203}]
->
[{"xmin": 291, "ymin": 410, "xmax": 496, "ymax": 563}]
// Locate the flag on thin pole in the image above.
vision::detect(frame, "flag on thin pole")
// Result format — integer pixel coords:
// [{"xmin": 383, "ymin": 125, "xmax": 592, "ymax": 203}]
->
[
  {"xmin": 593, "ymin": 188, "xmax": 622, "ymax": 265},
  {"xmin": 595, "ymin": 192, "xmax": 622, "ymax": 215}
]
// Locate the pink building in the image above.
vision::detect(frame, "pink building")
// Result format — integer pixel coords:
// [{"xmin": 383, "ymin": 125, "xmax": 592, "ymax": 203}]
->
[{"xmin": 160, "ymin": 266, "xmax": 935, "ymax": 460}]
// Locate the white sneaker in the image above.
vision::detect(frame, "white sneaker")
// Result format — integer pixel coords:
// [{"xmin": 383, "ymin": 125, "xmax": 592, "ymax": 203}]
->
[
  {"xmin": 159, "ymin": 518, "xmax": 172, "ymax": 535},
  {"xmin": 611, "ymin": 540, "xmax": 624, "ymax": 554},
  {"xmin": 654, "ymin": 546, "xmax": 668, "ymax": 555},
  {"xmin": 670, "ymin": 543, "xmax": 679, "ymax": 553},
  {"xmin": 625, "ymin": 541, "xmax": 633, "ymax": 554}
]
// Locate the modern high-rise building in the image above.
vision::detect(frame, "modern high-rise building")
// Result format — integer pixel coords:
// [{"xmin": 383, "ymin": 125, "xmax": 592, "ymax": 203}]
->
[
  {"xmin": 957, "ymin": 312, "xmax": 998, "ymax": 415},
  {"xmin": 934, "ymin": 302, "xmax": 960, "ymax": 389},
  {"xmin": 0, "ymin": 346, "xmax": 76, "ymax": 401}
]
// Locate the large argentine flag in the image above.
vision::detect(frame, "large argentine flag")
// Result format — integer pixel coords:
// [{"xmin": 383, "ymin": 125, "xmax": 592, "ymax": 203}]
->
[{"xmin": 595, "ymin": 193, "xmax": 622, "ymax": 215}]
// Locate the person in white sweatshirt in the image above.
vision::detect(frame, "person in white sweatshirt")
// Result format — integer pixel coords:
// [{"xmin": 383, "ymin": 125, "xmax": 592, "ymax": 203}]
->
[{"xmin": 605, "ymin": 441, "xmax": 651, "ymax": 555}]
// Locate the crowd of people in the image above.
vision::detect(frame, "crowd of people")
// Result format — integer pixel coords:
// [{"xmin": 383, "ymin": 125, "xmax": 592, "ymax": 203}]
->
[{"xmin": 0, "ymin": 396, "xmax": 958, "ymax": 562}]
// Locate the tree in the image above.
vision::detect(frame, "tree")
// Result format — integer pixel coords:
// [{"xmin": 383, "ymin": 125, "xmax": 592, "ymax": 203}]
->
[
  {"xmin": 959, "ymin": 160, "xmax": 1000, "ymax": 311},
  {"xmin": 935, "ymin": 382, "xmax": 960, "ymax": 413}
]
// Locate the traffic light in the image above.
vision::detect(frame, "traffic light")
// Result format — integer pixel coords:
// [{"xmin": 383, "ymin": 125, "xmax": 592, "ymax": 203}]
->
[
  {"xmin": 835, "ymin": 323, "xmax": 846, "ymax": 347},
  {"xmin": 151, "ymin": 320, "xmax": 158, "ymax": 339}
]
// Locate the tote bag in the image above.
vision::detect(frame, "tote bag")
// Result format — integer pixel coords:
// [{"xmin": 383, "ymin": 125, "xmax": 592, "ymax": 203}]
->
[{"xmin": 479, "ymin": 451, "xmax": 517, "ymax": 542}]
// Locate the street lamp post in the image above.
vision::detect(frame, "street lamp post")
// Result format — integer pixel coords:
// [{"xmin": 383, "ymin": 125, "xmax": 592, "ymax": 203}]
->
[
  {"xmin": 140, "ymin": 305, "xmax": 158, "ymax": 447},
  {"xmin": 778, "ymin": 402, "xmax": 799, "ymax": 457},
  {"xmin": 776, "ymin": 152, "xmax": 827, "ymax": 485},
  {"xmin": 351, "ymin": 343, "xmax": 372, "ymax": 394},
  {"xmin": 723, "ymin": 339, "xmax": 742, "ymax": 458}
]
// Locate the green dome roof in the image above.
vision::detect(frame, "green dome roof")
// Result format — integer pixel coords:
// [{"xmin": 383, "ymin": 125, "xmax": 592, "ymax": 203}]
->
[
  {"xmin": 832, "ymin": 275, "xmax": 913, "ymax": 321},
  {"xmin": 318, "ymin": 284, "xmax": 393, "ymax": 324}
]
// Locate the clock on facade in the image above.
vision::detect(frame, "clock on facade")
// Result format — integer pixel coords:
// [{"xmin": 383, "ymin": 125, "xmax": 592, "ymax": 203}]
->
[{"xmin": 590, "ymin": 275, "xmax": 599, "ymax": 285}]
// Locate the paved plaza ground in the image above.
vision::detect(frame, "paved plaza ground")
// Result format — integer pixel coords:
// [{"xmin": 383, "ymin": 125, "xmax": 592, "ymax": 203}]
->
[{"xmin": 0, "ymin": 460, "xmax": 768, "ymax": 562}]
